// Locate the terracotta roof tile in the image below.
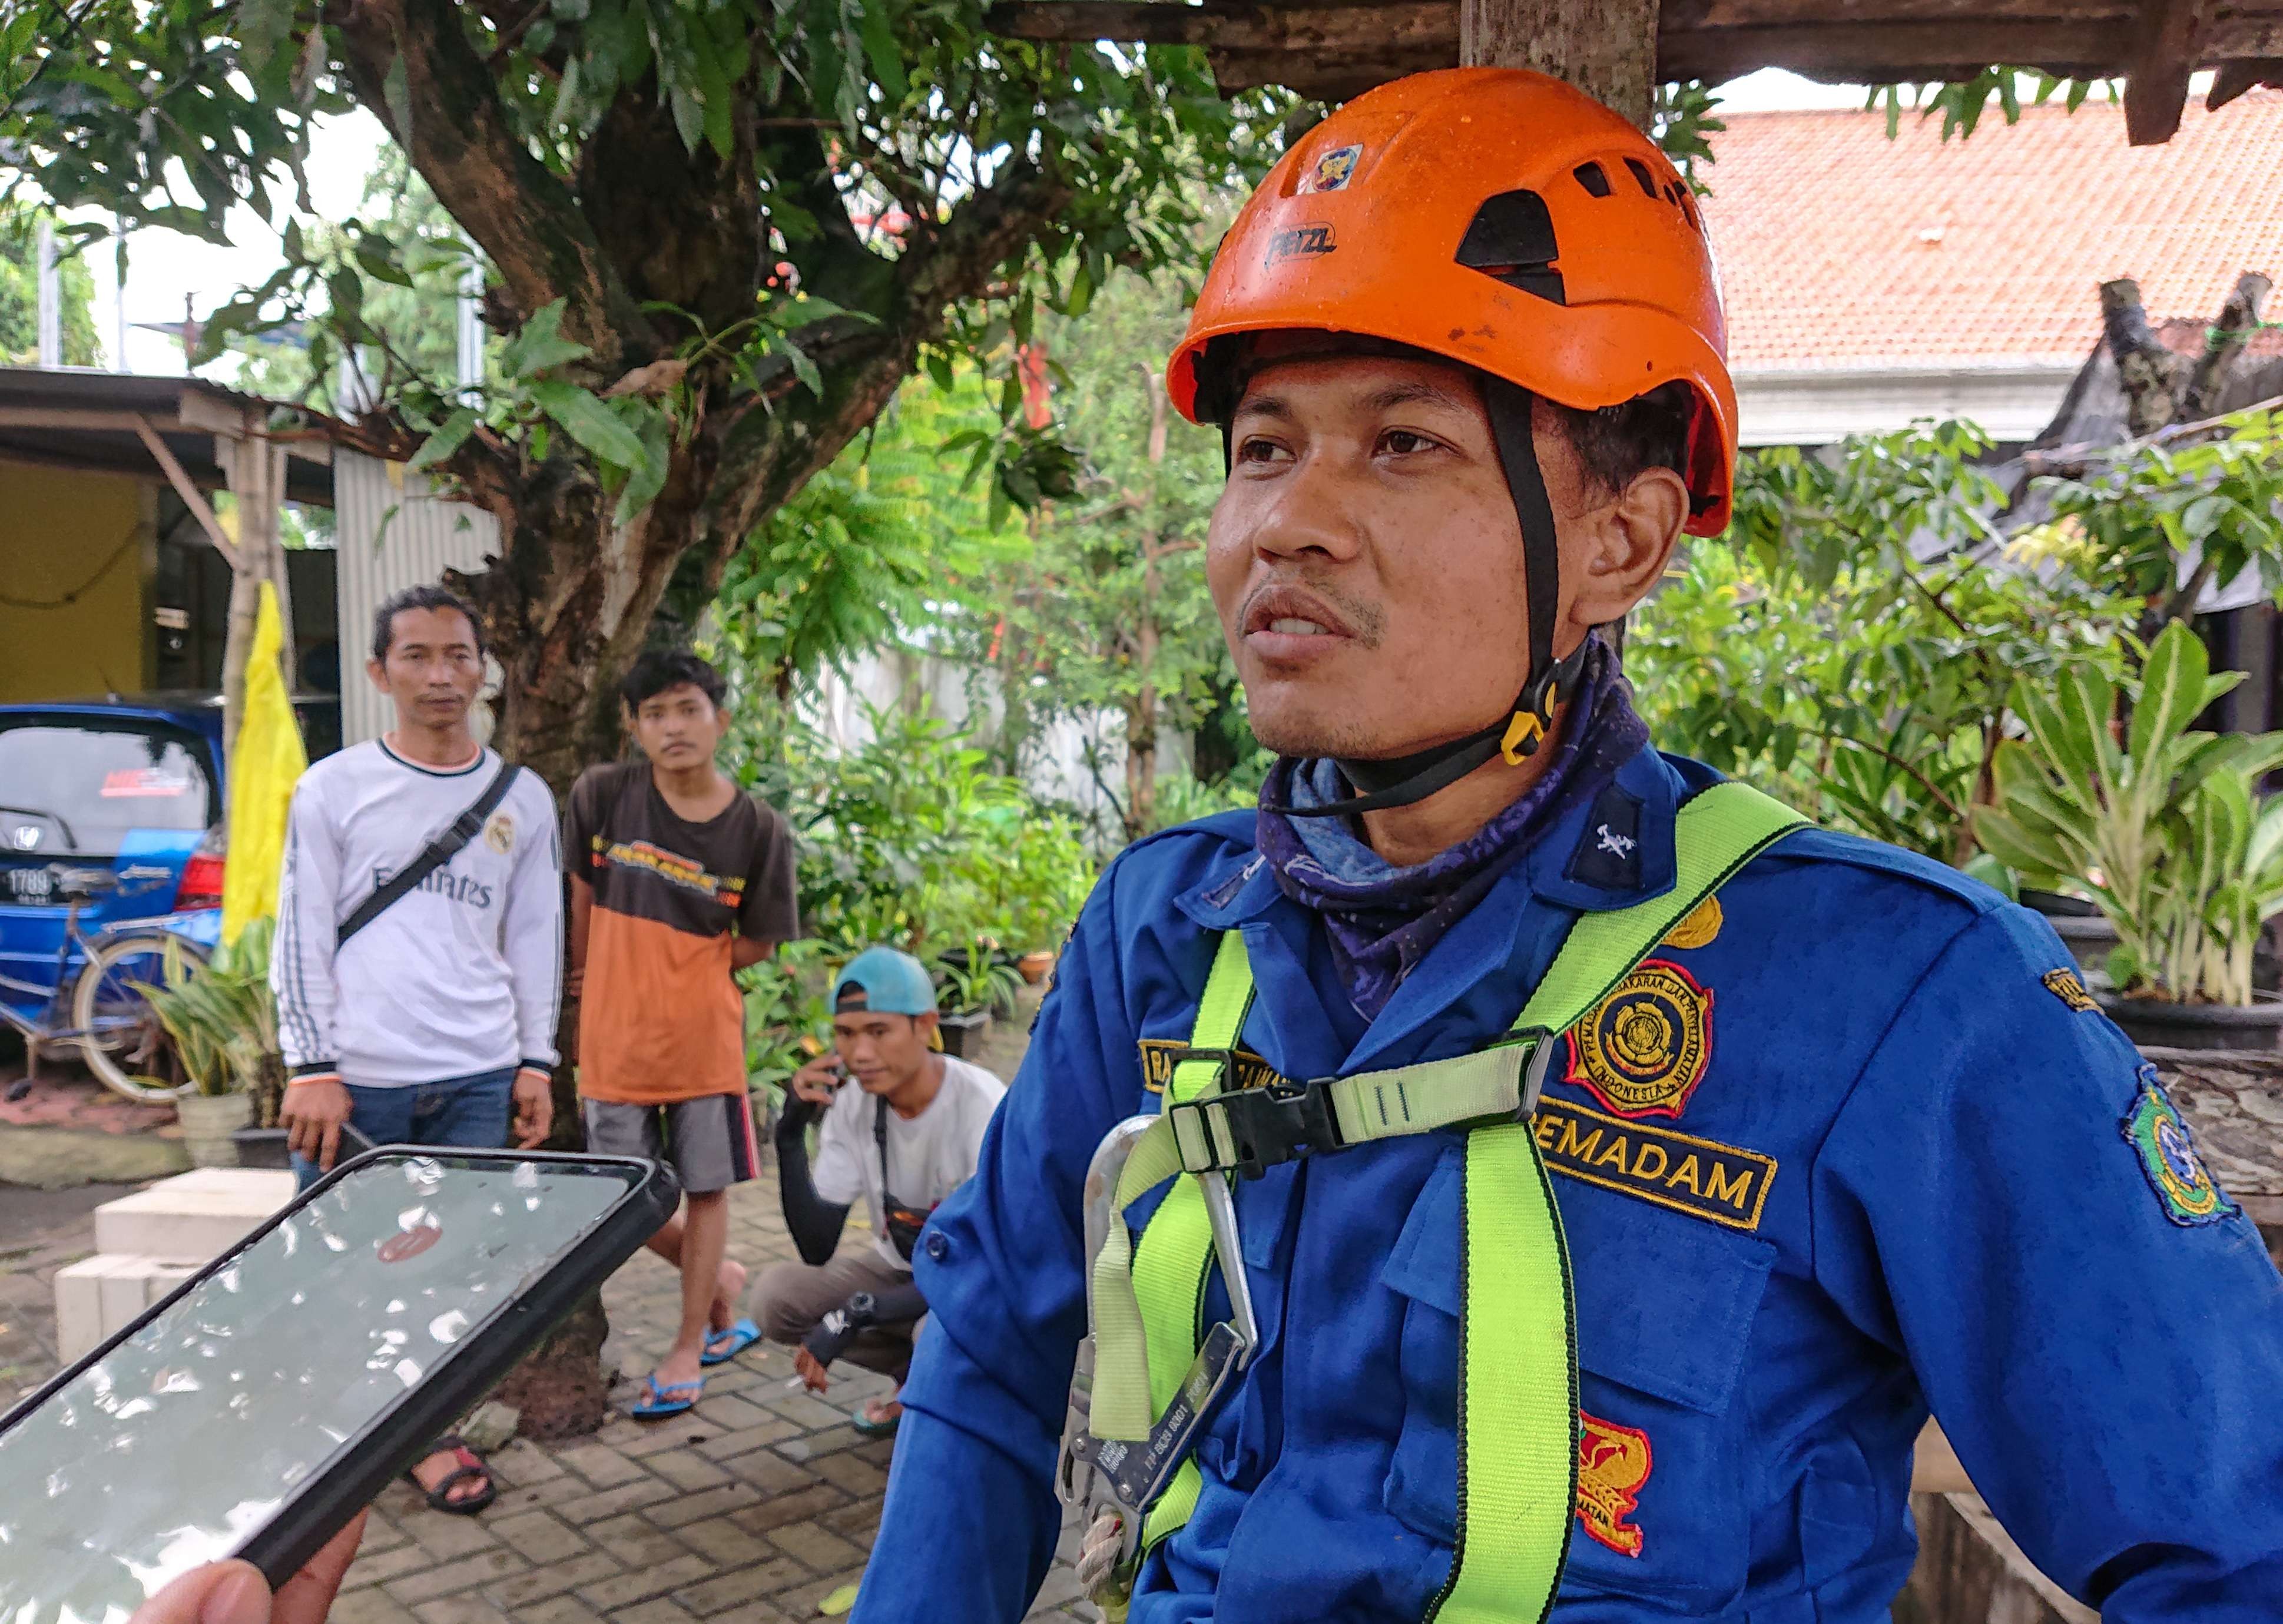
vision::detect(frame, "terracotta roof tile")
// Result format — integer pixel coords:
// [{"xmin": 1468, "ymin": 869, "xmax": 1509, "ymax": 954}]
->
[{"xmin": 1701, "ymin": 92, "xmax": 2283, "ymax": 373}]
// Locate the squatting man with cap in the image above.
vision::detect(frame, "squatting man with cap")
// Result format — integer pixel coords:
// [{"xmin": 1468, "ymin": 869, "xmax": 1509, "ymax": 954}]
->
[
  {"xmin": 851, "ymin": 67, "xmax": 2283, "ymax": 1623},
  {"xmin": 763, "ymin": 946, "xmax": 1006, "ymax": 1434}
]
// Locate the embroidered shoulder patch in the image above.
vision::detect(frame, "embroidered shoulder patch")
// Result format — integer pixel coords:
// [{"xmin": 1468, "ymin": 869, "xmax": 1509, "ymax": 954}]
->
[
  {"xmin": 2122, "ymin": 1070, "xmax": 2238, "ymax": 1227},
  {"xmin": 1136, "ymin": 1038, "xmax": 1290, "ymax": 1096},
  {"xmin": 1661, "ymin": 895, "xmax": 1722, "ymax": 950},
  {"xmin": 1576, "ymin": 1413, "xmax": 1653, "ymax": 1556},
  {"xmin": 1565, "ymin": 959, "xmax": 1713, "ymax": 1119},
  {"xmin": 2042, "ymin": 967, "xmax": 2099, "ymax": 1013},
  {"xmin": 1533, "ymin": 1099, "xmax": 1776, "ymax": 1232}
]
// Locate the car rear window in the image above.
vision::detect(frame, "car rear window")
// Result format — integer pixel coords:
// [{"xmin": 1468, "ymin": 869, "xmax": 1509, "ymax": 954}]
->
[{"xmin": 0, "ymin": 718, "xmax": 217, "ymax": 856}]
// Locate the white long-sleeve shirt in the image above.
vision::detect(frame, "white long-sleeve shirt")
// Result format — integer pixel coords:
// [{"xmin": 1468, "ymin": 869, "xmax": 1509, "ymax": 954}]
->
[{"xmin": 271, "ymin": 740, "xmax": 562, "ymax": 1087}]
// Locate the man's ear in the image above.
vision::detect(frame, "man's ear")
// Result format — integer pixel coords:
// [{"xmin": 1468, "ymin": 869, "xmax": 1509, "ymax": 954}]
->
[
  {"xmin": 913, "ymin": 1010, "xmax": 942, "ymax": 1050},
  {"xmin": 365, "ymin": 657, "xmax": 390, "ymax": 696},
  {"xmin": 1564, "ymin": 467, "xmax": 1689, "ymax": 634}
]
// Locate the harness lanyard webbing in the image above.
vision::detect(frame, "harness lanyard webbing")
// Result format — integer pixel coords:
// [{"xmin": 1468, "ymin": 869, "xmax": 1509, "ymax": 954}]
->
[{"xmin": 1090, "ymin": 781, "xmax": 1808, "ymax": 1615}]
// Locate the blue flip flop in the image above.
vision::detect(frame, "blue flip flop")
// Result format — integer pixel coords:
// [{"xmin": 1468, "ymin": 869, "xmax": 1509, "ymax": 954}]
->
[
  {"xmin": 701, "ymin": 1317, "xmax": 762, "ymax": 1367},
  {"xmin": 629, "ymin": 1373, "xmax": 704, "ymax": 1420}
]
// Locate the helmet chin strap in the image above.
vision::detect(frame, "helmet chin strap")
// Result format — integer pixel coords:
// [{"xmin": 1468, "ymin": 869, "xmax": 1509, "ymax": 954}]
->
[{"xmin": 1261, "ymin": 373, "xmax": 1587, "ymax": 819}]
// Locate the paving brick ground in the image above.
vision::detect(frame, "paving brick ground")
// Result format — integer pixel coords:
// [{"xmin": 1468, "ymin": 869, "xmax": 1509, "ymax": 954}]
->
[
  {"xmin": 0, "ymin": 1004, "xmax": 1101, "ymax": 1622},
  {"xmin": 320, "ymin": 1168, "xmax": 1102, "ymax": 1624}
]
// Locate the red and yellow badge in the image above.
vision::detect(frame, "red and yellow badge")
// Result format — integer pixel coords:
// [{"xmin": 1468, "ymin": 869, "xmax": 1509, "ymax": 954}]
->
[
  {"xmin": 1565, "ymin": 959, "xmax": 1714, "ymax": 1120},
  {"xmin": 1576, "ymin": 1412, "xmax": 1653, "ymax": 1556}
]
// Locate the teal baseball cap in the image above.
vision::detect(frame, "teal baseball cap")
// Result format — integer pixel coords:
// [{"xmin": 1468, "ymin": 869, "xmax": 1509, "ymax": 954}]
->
[{"xmin": 831, "ymin": 946, "xmax": 939, "ymax": 1016}]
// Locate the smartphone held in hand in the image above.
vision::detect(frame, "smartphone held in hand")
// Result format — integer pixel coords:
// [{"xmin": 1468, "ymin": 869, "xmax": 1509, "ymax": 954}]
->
[{"xmin": 0, "ymin": 1149, "xmax": 678, "ymax": 1622}]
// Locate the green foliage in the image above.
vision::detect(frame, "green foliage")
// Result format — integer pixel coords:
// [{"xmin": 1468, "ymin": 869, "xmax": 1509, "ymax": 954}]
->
[
  {"xmin": 0, "ymin": 207, "xmax": 100, "ymax": 366},
  {"xmin": 2021, "ymin": 407, "xmax": 2283, "ymax": 628},
  {"xmin": 932, "ymin": 945, "xmax": 1023, "ymax": 1017},
  {"xmin": 725, "ymin": 697, "xmax": 1095, "ymax": 959},
  {"xmin": 1866, "ymin": 71, "xmax": 2113, "ymax": 142},
  {"xmin": 713, "ymin": 376, "xmax": 1023, "ymax": 697},
  {"xmin": 6, "ymin": 0, "xmax": 1293, "ymax": 533},
  {"xmin": 133, "ymin": 919, "xmax": 280, "ymax": 1100},
  {"xmin": 1632, "ymin": 421, "xmax": 2141, "ymax": 864},
  {"xmin": 740, "ymin": 937, "xmax": 837, "ymax": 1109},
  {"xmin": 1977, "ymin": 622, "xmax": 2283, "ymax": 1005}
]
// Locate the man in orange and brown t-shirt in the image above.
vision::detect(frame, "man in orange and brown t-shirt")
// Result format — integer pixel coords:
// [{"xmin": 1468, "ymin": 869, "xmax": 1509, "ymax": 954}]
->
[{"xmin": 566, "ymin": 649, "xmax": 799, "ymax": 1418}]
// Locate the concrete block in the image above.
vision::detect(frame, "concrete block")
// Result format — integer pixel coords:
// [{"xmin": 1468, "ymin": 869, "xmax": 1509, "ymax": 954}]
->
[
  {"xmin": 93, "ymin": 1168, "xmax": 296, "ymax": 1261},
  {"xmin": 54, "ymin": 1255, "xmax": 221, "ymax": 1362},
  {"xmin": 54, "ymin": 1254, "xmax": 121, "ymax": 1363}
]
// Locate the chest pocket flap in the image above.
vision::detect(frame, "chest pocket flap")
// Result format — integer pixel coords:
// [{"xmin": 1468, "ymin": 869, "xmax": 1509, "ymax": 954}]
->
[{"xmin": 1377, "ymin": 1139, "xmax": 1777, "ymax": 1612}]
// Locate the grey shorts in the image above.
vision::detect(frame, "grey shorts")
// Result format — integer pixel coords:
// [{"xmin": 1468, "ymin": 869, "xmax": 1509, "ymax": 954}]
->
[{"xmin": 581, "ymin": 1093, "xmax": 760, "ymax": 1194}]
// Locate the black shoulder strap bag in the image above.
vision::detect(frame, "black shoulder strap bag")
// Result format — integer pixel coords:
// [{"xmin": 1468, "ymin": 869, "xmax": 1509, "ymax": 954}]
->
[{"xmin": 337, "ymin": 760, "xmax": 521, "ymax": 945}]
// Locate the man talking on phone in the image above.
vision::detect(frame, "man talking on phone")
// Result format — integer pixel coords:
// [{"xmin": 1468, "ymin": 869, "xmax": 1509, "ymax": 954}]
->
[
  {"xmin": 763, "ymin": 947, "xmax": 1006, "ymax": 1435},
  {"xmin": 271, "ymin": 584, "xmax": 563, "ymax": 1515}
]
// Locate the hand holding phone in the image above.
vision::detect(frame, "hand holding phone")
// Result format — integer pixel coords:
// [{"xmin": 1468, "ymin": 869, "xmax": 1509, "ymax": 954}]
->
[
  {"xmin": 789, "ymin": 1053, "xmax": 847, "ymax": 1106},
  {"xmin": 0, "ymin": 1151, "xmax": 677, "ymax": 1623},
  {"xmin": 130, "ymin": 1514, "xmax": 366, "ymax": 1624}
]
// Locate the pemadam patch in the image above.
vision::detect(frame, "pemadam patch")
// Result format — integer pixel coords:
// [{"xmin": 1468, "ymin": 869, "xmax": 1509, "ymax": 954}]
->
[
  {"xmin": 2122, "ymin": 1072, "xmax": 2238, "ymax": 1227},
  {"xmin": 1576, "ymin": 1413, "xmax": 1653, "ymax": 1556},
  {"xmin": 2042, "ymin": 967, "xmax": 2099, "ymax": 1013},
  {"xmin": 1565, "ymin": 959, "xmax": 1713, "ymax": 1119}
]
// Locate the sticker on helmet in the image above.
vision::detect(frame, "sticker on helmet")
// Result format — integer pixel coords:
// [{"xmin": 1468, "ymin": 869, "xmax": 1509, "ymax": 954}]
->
[
  {"xmin": 1264, "ymin": 221, "xmax": 1337, "ymax": 268},
  {"xmin": 1297, "ymin": 144, "xmax": 1363, "ymax": 194}
]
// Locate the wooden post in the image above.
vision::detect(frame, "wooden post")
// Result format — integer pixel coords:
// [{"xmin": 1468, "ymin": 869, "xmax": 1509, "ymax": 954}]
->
[
  {"xmin": 1458, "ymin": 0, "xmax": 1661, "ymax": 128},
  {"xmin": 216, "ymin": 422, "xmax": 299, "ymax": 759}
]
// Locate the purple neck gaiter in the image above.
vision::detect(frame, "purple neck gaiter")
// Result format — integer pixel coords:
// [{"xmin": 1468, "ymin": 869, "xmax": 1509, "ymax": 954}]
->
[{"xmin": 1255, "ymin": 638, "xmax": 1648, "ymax": 1020}]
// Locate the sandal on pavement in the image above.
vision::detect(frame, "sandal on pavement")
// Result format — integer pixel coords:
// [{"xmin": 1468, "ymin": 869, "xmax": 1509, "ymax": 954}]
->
[
  {"xmin": 404, "ymin": 1436, "xmax": 496, "ymax": 1516},
  {"xmin": 701, "ymin": 1317, "xmax": 762, "ymax": 1367},
  {"xmin": 629, "ymin": 1373, "xmax": 705, "ymax": 1420},
  {"xmin": 850, "ymin": 1397, "xmax": 902, "ymax": 1438}
]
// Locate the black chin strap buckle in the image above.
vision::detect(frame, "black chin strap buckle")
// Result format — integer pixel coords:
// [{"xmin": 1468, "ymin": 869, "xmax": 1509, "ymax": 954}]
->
[{"xmin": 1501, "ymin": 640, "xmax": 1591, "ymax": 764}]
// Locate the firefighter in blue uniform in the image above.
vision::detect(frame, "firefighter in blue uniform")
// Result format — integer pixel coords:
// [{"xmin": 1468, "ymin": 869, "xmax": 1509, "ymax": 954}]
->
[{"xmin": 853, "ymin": 69, "xmax": 2283, "ymax": 1622}]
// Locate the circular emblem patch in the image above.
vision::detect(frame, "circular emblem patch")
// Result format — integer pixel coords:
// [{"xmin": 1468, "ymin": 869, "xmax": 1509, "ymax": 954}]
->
[
  {"xmin": 483, "ymin": 813, "xmax": 516, "ymax": 854},
  {"xmin": 2122, "ymin": 1076, "xmax": 2237, "ymax": 1227},
  {"xmin": 1661, "ymin": 896, "xmax": 1722, "ymax": 950},
  {"xmin": 1565, "ymin": 959, "xmax": 1713, "ymax": 1120}
]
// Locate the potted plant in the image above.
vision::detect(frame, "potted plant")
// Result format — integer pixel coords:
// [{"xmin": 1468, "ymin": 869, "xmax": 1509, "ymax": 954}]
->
[
  {"xmin": 1976, "ymin": 622, "xmax": 2283, "ymax": 1050},
  {"xmin": 136, "ymin": 919, "xmax": 281, "ymax": 1166},
  {"xmin": 933, "ymin": 943, "xmax": 1023, "ymax": 1059}
]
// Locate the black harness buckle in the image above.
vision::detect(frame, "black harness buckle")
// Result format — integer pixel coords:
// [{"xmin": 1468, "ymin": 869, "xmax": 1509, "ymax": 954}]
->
[{"xmin": 1176, "ymin": 1078, "xmax": 1345, "ymax": 1181}]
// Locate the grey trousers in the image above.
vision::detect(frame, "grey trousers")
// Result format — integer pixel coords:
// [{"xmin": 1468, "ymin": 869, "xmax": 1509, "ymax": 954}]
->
[{"xmin": 751, "ymin": 1245, "xmax": 925, "ymax": 1381}]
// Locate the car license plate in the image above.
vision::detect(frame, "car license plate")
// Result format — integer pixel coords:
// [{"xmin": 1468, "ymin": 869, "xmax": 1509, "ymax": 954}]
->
[{"xmin": 4, "ymin": 867, "xmax": 58, "ymax": 905}]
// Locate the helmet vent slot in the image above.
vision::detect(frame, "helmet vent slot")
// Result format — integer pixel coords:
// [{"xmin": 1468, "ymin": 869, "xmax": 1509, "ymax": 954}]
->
[
  {"xmin": 1573, "ymin": 161, "xmax": 1612, "ymax": 198},
  {"xmin": 1454, "ymin": 189, "xmax": 1566, "ymax": 305},
  {"xmin": 1623, "ymin": 157, "xmax": 1658, "ymax": 197}
]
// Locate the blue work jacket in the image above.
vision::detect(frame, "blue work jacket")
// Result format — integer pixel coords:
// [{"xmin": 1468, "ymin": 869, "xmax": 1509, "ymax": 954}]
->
[{"xmin": 857, "ymin": 746, "xmax": 2283, "ymax": 1622}]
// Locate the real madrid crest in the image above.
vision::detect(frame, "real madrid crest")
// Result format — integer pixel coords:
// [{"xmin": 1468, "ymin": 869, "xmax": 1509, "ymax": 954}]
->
[
  {"xmin": 1565, "ymin": 958, "xmax": 1713, "ymax": 1120},
  {"xmin": 483, "ymin": 812, "xmax": 516, "ymax": 854}
]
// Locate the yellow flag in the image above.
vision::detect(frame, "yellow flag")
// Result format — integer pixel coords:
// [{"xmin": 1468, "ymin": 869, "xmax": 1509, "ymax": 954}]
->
[{"xmin": 220, "ymin": 581, "xmax": 308, "ymax": 945}]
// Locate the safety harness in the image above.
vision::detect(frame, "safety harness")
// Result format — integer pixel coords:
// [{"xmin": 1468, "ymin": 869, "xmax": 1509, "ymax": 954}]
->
[{"xmin": 1058, "ymin": 781, "xmax": 1806, "ymax": 1616}]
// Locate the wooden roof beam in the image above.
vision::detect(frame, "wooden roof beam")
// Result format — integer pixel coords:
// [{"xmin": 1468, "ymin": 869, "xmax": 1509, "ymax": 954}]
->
[{"xmin": 2124, "ymin": 0, "xmax": 2208, "ymax": 143}]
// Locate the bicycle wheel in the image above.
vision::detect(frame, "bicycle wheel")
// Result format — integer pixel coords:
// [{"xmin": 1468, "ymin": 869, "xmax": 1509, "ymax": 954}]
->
[{"xmin": 72, "ymin": 932, "xmax": 206, "ymax": 1103}]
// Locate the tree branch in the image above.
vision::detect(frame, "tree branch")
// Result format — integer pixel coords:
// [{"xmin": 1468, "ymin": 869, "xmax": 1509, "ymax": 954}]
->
[{"xmin": 333, "ymin": 0, "xmax": 648, "ymax": 369}]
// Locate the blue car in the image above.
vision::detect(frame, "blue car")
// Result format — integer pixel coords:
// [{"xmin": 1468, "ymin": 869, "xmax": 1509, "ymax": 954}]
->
[{"xmin": 0, "ymin": 692, "xmax": 333, "ymax": 1101}]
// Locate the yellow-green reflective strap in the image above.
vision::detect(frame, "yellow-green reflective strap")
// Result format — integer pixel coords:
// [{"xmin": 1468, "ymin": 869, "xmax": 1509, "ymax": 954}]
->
[
  {"xmin": 1088, "ymin": 934, "xmax": 1255, "ymax": 1443},
  {"xmin": 1106, "ymin": 782, "xmax": 1810, "ymax": 1594}
]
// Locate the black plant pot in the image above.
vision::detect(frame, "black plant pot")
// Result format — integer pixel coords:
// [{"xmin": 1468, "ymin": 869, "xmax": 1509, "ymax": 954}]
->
[
  {"xmin": 938, "ymin": 1007, "xmax": 992, "ymax": 1059},
  {"xmin": 2095, "ymin": 989, "xmax": 2283, "ymax": 1052}
]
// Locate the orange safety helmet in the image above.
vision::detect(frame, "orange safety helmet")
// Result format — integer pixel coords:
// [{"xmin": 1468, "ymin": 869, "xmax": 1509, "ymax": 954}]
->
[
  {"xmin": 1172, "ymin": 68, "xmax": 1737, "ymax": 808},
  {"xmin": 1168, "ymin": 65, "xmax": 1736, "ymax": 535}
]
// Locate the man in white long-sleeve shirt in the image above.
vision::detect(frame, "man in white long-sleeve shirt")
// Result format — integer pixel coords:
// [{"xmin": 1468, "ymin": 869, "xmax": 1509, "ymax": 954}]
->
[{"xmin": 270, "ymin": 584, "xmax": 561, "ymax": 1514}]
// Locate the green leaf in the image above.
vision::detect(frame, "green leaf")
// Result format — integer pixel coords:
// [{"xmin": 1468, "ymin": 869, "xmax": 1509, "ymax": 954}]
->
[
  {"xmin": 853, "ymin": 0, "xmax": 908, "ymax": 101},
  {"xmin": 530, "ymin": 379, "xmax": 646, "ymax": 468},
  {"xmin": 237, "ymin": 0, "xmax": 295, "ymax": 70},
  {"xmin": 777, "ymin": 335, "xmax": 823, "ymax": 399},
  {"xmin": 382, "ymin": 51, "xmax": 413, "ymax": 141},
  {"xmin": 502, "ymin": 299, "xmax": 591, "ymax": 379},
  {"xmin": 2129, "ymin": 619, "xmax": 2209, "ymax": 766},
  {"xmin": 1973, "ymin": 808, "xmax": 2076, "ymax": 883},
  {"xmin": 407, "ymin": 408, "xmax": 479, "ymax": 474},
  {"xmin": 613, "ymin": 406, "xmax": 674, "ymax": 526}
]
